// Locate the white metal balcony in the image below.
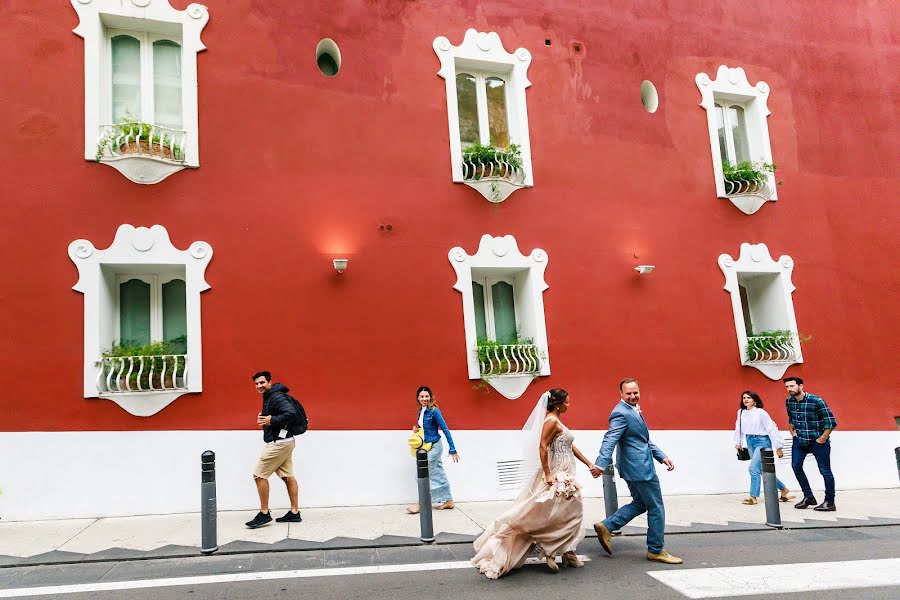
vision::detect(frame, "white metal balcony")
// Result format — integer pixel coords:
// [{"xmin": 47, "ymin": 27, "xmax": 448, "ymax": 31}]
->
[
  {"xmin": 745, "ymin": 336, "xmax": 798, "ymax": 364},
  {"xmin": 478, "ymin": 344, "xmax": 542, "ymax": 377},
  {"xmin": 96, "ymin": 123, "xmax": 187, "ymax": 163},
  {"xmin": 97, "ymin": 355, "xmax": 188, "ymax": 394}
]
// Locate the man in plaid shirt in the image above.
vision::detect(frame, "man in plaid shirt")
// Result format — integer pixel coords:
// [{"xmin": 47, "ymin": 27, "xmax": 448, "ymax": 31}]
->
[{"xmin": 784, "ymin": 376, "xmax": 838, "ymax": 511}]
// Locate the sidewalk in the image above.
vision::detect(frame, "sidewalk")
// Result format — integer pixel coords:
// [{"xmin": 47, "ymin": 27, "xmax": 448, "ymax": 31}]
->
[{"xmin": 2, "ymin": 489, "xmax": 898, "ymax": 567}]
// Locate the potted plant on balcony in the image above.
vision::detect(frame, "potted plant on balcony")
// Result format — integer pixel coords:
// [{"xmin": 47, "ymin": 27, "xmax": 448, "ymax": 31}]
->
[
  {"xmin": 462, "ymin": 143, "xmax": 524, "ymax": 182},
  {"xmin": 722, "ymin": 160, "xmax": 778, "ymax": 196},
  {"xmin": 98, "ymin": 335, "xmax": 187, "ymax": 391},
  {"xmin": 744, "ymin": 329, "xmax": 810, "ymax": 363},
  {"xmin": 96, "ymin": 118, "xmax": 185, "ymax": 162}
]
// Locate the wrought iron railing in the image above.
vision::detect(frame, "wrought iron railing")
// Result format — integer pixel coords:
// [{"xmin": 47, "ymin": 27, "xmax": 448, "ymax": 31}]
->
[
  {"xmin": 97, "ymin": 355, "xmax": 188, "ymax": 393},
  {"xmin": 745, "ymin": 336, "xmax": 798, "ymax": 363},
  {"xmin": 462, "ymin": 152, "xmax": 525, "ymax": 183},
  {"xmin": 97, "ymin": 123, "xmax": 187, "ymax": 162},
  {"xmin": 478, "ymin": 344, "xmax": 542, "ymax": 376},
  {"xmin": 724, "ymin": 176, "xmax": 775, "ymax": 199}
]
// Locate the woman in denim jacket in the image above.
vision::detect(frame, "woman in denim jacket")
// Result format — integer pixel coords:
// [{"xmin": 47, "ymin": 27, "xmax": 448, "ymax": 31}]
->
[{"xmin": 407, "ymin": 386, "xmax": 459, "ymax": 514}]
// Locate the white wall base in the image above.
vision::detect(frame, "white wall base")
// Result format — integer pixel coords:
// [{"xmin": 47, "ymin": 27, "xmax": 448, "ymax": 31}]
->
[{"xmin": 0, "ymin": 430, "xmax": 896, "ymax": 521}]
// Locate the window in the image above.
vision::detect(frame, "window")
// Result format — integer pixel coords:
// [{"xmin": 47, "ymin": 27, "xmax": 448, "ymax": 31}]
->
[
  {"xmin": 116, "ymin": 273, "xmax": 187, "ymax": 352},
  {"xmin": 449, "ymin": 235, "xmax": 550, "ymax": 400},
  {"xmin": 109, "ymin": 32, "xmax": 183, "ymax": 129},
  {"xmin": 68, "ymin": 225, "xmax": 213, "ymax": 417},
  {"xmin": 696, "ymin": 66, "xmax": 777, "ymax": 214},
  {"xmin": 718, "ymin": 243, "xmax": 803, "ymax": 380},
  {"xmin": 72, "ymin": 0, "xmax": 209, "ymax": 184},
  {"xmin": 434, "ymin": 30, "xmax": 534, "ymax": 202}
]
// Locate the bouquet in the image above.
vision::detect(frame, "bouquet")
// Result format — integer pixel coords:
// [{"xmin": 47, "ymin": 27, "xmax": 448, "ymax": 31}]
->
[{"xmin": 536, "ymin": 472, "xmax": 581, "ymax": 502}]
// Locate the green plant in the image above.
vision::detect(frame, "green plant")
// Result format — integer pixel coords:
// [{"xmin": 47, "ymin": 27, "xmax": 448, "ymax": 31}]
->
[
  {"xmin": 96, "ymin": 117, "xmax": 184, "ymax": 161},
  {"xmin": 98, "ymin": 336, "xmax": 187, "ymax": 389},
  {"xmin": 744, "ymin": 329, "xmax": 811, "ymax": 362},
  {"xmin": 722, "ymin": 160, "xmax": 776, "ymax": 185},
  {"xmin": 475, "ymin": 336, "xmax": 543, "ymax": 375},
  {"xmin": 462, "ymin": 143, "xmax": 523, "ymax": 180}
]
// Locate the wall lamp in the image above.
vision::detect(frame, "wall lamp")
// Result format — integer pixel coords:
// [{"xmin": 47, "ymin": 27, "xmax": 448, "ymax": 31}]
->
[
  {"xmin": 333, "ymin": 258, "xmax": 349, "ymax": 273},
  {"xmin": 634, "ymin": 265, "xmax": 655, "ymax": 274}
]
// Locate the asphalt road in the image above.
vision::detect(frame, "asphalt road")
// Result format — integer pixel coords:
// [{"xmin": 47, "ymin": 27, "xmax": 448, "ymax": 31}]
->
[{"xmin": 2, "ymin": 525, "xmax": 898, "ymax": 599}]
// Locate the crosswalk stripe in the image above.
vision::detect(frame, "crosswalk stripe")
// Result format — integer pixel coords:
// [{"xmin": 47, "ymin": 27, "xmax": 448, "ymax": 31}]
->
[
  {"xmin": 648, "ymin": 558, "xmax": 900, "ymax": 598},
  {"xmin": 0, "ymin": 555, "xmax": 589, "ymax": 597}
]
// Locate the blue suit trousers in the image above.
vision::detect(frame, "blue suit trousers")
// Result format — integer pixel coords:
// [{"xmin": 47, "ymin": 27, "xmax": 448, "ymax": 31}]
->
[{"xmin": 603, "ymin": 475, "xmax": 665, "ymax": 554}]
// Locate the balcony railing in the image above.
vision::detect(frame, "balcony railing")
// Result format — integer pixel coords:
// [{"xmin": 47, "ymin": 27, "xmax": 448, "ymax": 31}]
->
[
  {"xmin": 97, "ymin": 123, "xmax": 187, "ymax": 163},
  {"xmin": 462, "ymin": 153, "xmax": 525, "ymax": 183},
  {"xmin": 745, "ymin": 336, "xmax": 798, "ymax": 364},
  {"xmin": 97, "ymin": 355, "xmax": 188, "ymax": 394},
  {"xmin": 478, "ymin": 344, "xmax": 542, "ymax": 376},
  {"xmin": 724, "ymin": 176, "xmax": 775, "ymax": 199}
]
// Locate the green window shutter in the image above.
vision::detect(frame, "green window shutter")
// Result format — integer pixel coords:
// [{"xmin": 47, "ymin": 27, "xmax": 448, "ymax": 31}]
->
[
  {"xmin": 491, "ymin": 281, "xmax": 517, "ymax": 344},
  {"xmin": 120, "ymin": 279, "xmax": 151, "ymax": 347},
  {"xmin": 472, "ymin": 281, "xmax": 487, "ymax": 340},
  {"xmin": 162, "ymin": 279, "xmax": 187, "ymax": 353},
  {"xmin": 739, "ymin": 284, "xmax": 753, "ymax": 336}
]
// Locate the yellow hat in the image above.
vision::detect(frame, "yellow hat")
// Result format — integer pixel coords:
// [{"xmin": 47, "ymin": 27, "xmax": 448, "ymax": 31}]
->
[{"xmin": 407, "ymin": 430, "xmax": 433, "ymax": 456}]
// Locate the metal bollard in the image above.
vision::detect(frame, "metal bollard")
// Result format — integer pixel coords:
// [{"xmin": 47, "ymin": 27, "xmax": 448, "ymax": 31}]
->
[
  {"xmin": 602, "ymin": 464, "xmax": 621, "ymax": 534},
  {"xmin": 200, "ymin": 450, "xmax": 219, "ymax": 555},
  {"xmin": 760, "ymin": 448, "xmax": 783, "ymax": 529},
  {"xmin": 415, "ymin": 449, "xmax": 435, "ymax": 543},
  {"xmin": 895, "ymin": 447, "xmax": 900, "ymax": 484}
]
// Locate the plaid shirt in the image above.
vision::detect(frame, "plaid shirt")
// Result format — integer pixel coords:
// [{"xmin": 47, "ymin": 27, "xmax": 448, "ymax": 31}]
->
[{"xmin": 786, "ymin": 393, "xmax": 837, "ymax": 443}]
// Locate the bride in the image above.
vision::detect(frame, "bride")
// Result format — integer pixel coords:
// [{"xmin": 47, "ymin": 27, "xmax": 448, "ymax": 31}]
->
[{"xmin": 472, "ymin": 388, "xmax": 601, "ymax": 578}]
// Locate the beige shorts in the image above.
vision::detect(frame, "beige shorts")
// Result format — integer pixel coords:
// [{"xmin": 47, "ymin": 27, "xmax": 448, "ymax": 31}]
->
[{"xmin": 253, "ymin": 438, "xmax": 295, "ymax": 479}]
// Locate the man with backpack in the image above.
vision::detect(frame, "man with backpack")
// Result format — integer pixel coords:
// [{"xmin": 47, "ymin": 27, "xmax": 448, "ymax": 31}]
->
[{"xmin": 246, "ymin": 371, "xmax": 308, "ymax": 528}]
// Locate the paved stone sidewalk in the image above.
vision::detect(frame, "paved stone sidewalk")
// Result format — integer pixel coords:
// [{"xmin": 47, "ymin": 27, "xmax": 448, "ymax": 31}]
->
[{"xmin": 1, "ymin": 489, "xmax": 897, "ymax": 567}]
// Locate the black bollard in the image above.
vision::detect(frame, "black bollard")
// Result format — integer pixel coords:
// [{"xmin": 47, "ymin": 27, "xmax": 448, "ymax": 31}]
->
[
  {"xmin": 200, "ymin": 450, "xmax": 218, "ymax": 554},
  {"xmin": 602, "ymin": 464, "xmax": 621, "ymax": 533},
  {"xmin": 760, "ymin": 448, "xmax": 783, "ymax": 529},
  {"xmin": 895, "ymin": 447, "xmax": 900, "ymax": 484},
  {"xmin": 415, "ymin": 449, "xmax": 435, "ymax": 543}
]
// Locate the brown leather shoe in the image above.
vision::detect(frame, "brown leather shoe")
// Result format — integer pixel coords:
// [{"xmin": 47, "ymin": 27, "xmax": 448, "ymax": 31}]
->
[
  {"xmin": 545, "ymin": 555, "xmax": 560, "ymax": 573},
  {"xmin": 794, "ymin": 496, "xmax": 818, "ymax": 509},
  {"xmin": 434, "ymin": 500, "xmax": 455, "ymax": 510},
  {"xmin": 813, "ymin": 501, "xmax": 836, "ymax": 512},
  {"xmin": 647, "ymin": 550, "xmax": 683, "ymax": 564},
  {"xmin": 593, "ymin": 522, "xmax": 612, "ymax": 555},
  {"xmin": 562, "ymin": 551, "xmax": 584, "ymax": 568}
]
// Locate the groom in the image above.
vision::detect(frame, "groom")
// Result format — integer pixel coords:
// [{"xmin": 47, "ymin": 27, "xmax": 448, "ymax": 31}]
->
[{"xmin": 592, "ymin": 378, "xmax": 682, "ymax": 564}]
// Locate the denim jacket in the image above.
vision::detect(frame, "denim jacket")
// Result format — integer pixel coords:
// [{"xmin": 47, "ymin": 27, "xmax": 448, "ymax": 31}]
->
[{"xmin": 420, "ymin": 407, "xmax": 457, "ymax": 454}]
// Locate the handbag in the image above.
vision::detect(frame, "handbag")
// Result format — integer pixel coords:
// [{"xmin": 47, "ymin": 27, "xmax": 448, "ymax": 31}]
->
[{"xmin": 736, "ymin": 411, "xmax": 751, "ymax": 461}]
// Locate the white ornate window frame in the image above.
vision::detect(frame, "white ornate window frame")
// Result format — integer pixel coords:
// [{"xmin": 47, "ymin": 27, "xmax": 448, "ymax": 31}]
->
[
  {"xmin": 449, "ymin": 234, "xmax": 550, "ymax": 399},
  {"xmin": 68, "ymin": 225, "xmax": 213, "ymax": 416},
  {"xmin": 71, "ymin": 0, "xmax": 209, "ymax": 184},
  {"xmin": 433, "ymin": 29, "xmax": 534, "ymax": 203},
  {"xmin": 696, "ymin": 65, "xmax": 777, "ymax": 215},
  {"xmin": 718, "ymin": 243, "xmax": 802, "ymax": 380}
]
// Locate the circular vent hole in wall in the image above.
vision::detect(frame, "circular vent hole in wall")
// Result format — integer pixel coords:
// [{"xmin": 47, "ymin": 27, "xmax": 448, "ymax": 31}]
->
[
  {"xmin": 640, "ymin": 80, "xmax": 658, "ymax": 113},
  {"xmin": 316, "ymin": 38, "xmax": 341, "ymax": 77}
]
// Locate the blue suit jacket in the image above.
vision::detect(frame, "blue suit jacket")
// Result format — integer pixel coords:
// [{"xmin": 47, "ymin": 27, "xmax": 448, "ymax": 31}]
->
[{"xmin": 595, "ymin": 401, "xmax": 667, "ymax": 482}]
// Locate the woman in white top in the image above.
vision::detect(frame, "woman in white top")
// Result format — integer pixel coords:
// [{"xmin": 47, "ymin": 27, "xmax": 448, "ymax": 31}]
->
[{"xmin": 733, "ymin": 391, "xmax": 795, "ymax": 505}]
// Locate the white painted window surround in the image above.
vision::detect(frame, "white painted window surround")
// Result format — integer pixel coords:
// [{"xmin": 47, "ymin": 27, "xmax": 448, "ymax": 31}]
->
[
  {"xmin": 449, "ymin": 235, "xmax": 550, "ymax": 400},
  {"xmin": 68, "ymin": 225, "xmax": 213, "ymax": 416},
  {"xmin": 434, "ymin": 30, "xmax": 534, "ymax": 203},
  {"xmin": 71, "ymin": 0, "xmax": 209, "ymax": 184},
  {"xmin": 696, "ymin": 65, "xmax": 777, "ymax": 215},
  {"xmin": 718, "ymin": 243, "xmax": 802, "ymax": 380}
]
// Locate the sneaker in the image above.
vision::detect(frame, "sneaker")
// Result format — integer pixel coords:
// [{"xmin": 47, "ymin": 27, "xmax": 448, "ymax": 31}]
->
[
  {"xmin": 275, "ymin": 510, "xmax": 302, "ymax": 523},
  {"xmin": 245, "ymin": 511, "xmax": 273, "ymax": 529}
]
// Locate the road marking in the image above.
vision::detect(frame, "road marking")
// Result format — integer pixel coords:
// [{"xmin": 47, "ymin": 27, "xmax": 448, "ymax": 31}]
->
[
  {"xmin": 0, "ymin": 555, "xmax": 589, "ymax": 597},
  {"xmin": 648, "ymin": 558, "xmax": 900, "ymax": 598}
]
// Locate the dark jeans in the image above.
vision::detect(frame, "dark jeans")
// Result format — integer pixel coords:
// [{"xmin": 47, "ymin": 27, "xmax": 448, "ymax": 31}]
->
[{"xmin": 791, "ymin": 437, "xmax": 835, "ymax": 502}]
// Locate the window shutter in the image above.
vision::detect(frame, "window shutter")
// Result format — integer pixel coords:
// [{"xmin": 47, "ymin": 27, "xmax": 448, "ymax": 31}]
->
[
  {"xmin": 153, "ymin": 40, "xmax": 183, "ymax": 129},
  {"xmin": 162, "ymin": 278, "xmax": 187, "ymax": 352},
  {"xmin": 455, "ymin": 73, "xmax": 479, "ymax": 147},
  {"xmin": 472, "ymin": 281, "xmax": 487, "ymax": 340},
  {"xmin": 729, "ymin": 105, "xmax": 751, "ymax": 164},
  {"xmin": 119, "ymin": 279, "xmax": 151, "ymax": 346},
  {"xmin": 491, "ymin": 281, "xmax": 517, "ymax": 344},
  {"xmin": 111, "ymin": 35, "xmax": 142, "ymax": 123},
  {"xmin": 485, "ymin": 77, "xmax": 509, "ymax": 149}
]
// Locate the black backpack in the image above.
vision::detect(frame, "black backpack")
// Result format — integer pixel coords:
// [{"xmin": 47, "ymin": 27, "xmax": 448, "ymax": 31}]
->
[{"xmin": 284, "ymin": 393, "xmax": 309, "ymax": 435}]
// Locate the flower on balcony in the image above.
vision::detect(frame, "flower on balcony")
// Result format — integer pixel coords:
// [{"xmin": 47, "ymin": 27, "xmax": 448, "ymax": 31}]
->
[
  {"xmin": 722, "ymin": 160, "xmax": 779, "ymax": 197},
  {"xmin": 744, "ymin": 329, "xmax": 810, "ymax": 364},
  {"xmin": 476, "ymin": 336, "xmax": 543, "ymax": 377},
  {"xmin": 97, "ymin": 336, "xmax": 188, "ymax": 393},
  {"xmin": 96, "ymin": 118, "xmax": 185, "ymax": 162}
]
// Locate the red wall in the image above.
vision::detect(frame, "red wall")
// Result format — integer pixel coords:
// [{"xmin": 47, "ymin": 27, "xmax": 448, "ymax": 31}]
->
[{"xmin": 1, "ymin": 0, "xmax": 897, "ymax": 433}]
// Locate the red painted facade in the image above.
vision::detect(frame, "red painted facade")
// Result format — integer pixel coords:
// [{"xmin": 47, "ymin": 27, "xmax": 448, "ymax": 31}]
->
[{"xmin": 1, "ymin": 1, "xmax": 897, "ymax": 434}]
